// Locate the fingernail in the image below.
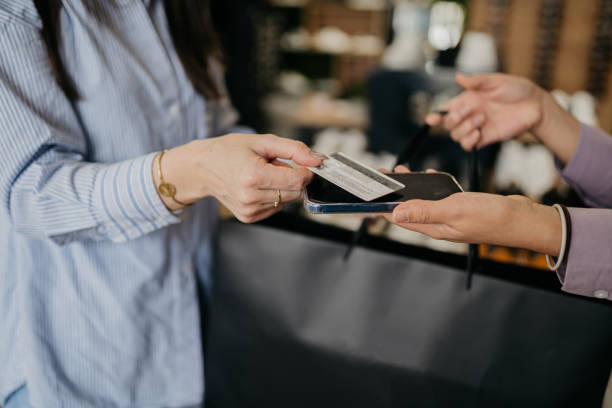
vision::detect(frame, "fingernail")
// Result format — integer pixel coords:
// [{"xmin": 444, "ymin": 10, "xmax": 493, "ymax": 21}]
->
[
  {"xmin": 392, "ymin": 210, "xmax": 408, "ymax": 223},
  {"xmin": 310, "ymin": 151, "xmax": 327, "ymax": 161}
]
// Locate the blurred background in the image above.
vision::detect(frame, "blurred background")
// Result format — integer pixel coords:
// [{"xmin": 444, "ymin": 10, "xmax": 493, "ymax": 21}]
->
[{"xmin": 211, "ymin": 0, "xmax": 612, "ymax": 268}]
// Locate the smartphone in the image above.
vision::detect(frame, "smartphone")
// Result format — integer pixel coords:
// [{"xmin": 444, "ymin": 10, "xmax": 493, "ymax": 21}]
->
[{"xmin": 304, "ymin": 172, "xmax": 463, "ymax": 214}]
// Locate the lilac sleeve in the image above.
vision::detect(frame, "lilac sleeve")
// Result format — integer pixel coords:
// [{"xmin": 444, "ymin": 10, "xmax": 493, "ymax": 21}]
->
[
  {"xmin": 555, "ymin": 124, "xmax": 612, "ymax": 299},
  {"xmin": 555, "ymin": 123, "xmax": 612, "ymax": 208},
  {"xmin": 556, "ymin": 208, "xmax": 612, "ymax": 299}
]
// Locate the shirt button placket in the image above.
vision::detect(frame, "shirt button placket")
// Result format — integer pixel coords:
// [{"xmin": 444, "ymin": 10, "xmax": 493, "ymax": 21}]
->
[{"xmin": 168, "ymin": 102, "xmax": 180, "ymax": 117}]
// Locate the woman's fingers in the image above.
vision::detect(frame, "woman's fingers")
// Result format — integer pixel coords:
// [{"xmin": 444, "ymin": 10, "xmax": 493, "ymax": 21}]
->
[
  {"xmin": 259, "ymin": 188, "xmax": 303, "ymax": 206},
  {"xmin": 236, "ymin": 188, "xmax": 303, "ymax": 208},
  {"xmin": 255, "ymin": 164, "xmax": 314, "ymax": 190},
  {"xmin": 238, "ymin": 205, "xmax": 285, "ymax": 224},
  {"xmin": 270, "ymin": 158, "xmax": 293, "ymax": 168},
  {"xmin": 212, "ymin": 133, "xmax": 323, "ymax": 224},
  {"xmin": 252, "ymin": 134, "xmax": 322, "ymax": 167}
]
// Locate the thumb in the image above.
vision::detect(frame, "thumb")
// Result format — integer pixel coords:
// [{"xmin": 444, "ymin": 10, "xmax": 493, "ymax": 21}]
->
[
  {"xmin": 392, "ymin": 200, "xmax": 446, "ymax": 224},
  {"xmin": 252, "ymin": 134, "xmax": 322, "ymax": 167},
  {"xmin": 456, "ymin": 73, "xmax": 497, "ymax": 91}
]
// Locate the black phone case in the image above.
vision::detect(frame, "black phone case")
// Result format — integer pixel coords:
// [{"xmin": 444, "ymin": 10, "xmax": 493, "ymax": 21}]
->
[{"xmin": 304, "ymin": 172, "xmax": 463, "ymax": 214}]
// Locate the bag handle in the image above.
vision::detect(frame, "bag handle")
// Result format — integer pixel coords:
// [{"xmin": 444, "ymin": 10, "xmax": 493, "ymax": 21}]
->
[{"xmin": 345, "ymin": 112, "xmax": 481, "ymax": 291}]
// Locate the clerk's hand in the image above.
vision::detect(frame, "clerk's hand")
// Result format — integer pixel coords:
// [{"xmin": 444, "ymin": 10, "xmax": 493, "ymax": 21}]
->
[
  {"xmin": 157, "ymin": 133, "xmax": 322, "ymax": 223},
  {"xmin": 385, "ymin": 192, "xmax": 562, "ymax": 257},
  {"xmin": 427, "ymin": 72, "xmax": 580, "ymax": 163},
  {"xmin": 426, "ymin": 73, "xmax": 546, "ymax": 151}
]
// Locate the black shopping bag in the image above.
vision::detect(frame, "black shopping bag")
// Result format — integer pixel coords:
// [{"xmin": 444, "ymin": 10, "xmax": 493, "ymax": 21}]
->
[{"xmin": 204, "ymin": 216, "xmax": 612, "ymax": 408}]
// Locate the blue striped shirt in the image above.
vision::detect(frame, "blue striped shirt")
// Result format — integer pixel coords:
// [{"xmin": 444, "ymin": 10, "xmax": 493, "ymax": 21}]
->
[{"xmin": 0, "ymin": 1, "xmax": 245, "ymax": 406}]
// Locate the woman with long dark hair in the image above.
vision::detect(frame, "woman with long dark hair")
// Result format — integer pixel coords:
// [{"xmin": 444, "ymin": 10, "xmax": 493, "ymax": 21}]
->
[{"xmin": 0, "ymin": 1, "xmax": 321, "ymax": 407}]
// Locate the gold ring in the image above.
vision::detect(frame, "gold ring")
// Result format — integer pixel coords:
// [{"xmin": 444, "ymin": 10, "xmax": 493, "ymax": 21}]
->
[{"xmin": 274, "ymin": 189, "xmax": 281, "ymax": 208}]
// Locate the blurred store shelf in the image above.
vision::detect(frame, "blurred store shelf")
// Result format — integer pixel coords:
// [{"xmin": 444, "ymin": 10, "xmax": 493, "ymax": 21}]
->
[{"xmin": 264, "ymin": 92, "xmax": 368, "ymax": 139}]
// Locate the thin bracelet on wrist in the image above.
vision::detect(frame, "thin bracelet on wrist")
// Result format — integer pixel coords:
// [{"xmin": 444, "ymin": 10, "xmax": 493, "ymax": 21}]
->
[
  {"xmin": 157, "ymin": 149, "xmax": 190, "ymax": 208},
  {"xmin": 546, "ymin": 204, "xmax": 571, "ymax": 271}
]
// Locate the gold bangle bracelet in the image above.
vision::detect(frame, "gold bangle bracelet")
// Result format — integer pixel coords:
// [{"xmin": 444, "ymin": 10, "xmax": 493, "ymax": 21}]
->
[{"xmin": 157, "ymin": 149, "xmax": 190, "ymax": 207}]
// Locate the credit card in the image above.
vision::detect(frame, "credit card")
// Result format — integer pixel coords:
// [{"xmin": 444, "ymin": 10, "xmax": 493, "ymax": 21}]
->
[{"xmin": 304, "ymin": 152, "xmax": 405, "ymax": 201}]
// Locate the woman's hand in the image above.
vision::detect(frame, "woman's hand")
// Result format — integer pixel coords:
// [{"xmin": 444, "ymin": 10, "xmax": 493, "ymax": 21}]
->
[
  {"xmin": 385, "ymin": 192, "xmax": 562, "ymax": 257},
  {"xmin": 156, "ymin": 133, "xmax": 322, "ymax": 223},
  {"xmin": 426, "ymin": 73, "xmax": 580, "ymax": 162}
]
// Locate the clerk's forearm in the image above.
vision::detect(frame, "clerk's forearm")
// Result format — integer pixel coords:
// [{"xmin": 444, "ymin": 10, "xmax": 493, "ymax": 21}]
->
[
  {"xmin": 520, "ymin": 203, "xmax": 562, "ymax": 257},
  {"xmin": 533, "ymin": 91, "xmax": 581, "ymax": 164},
  {"xmin": 505, "ymin": 200, "xmax": 562, "ymax": 256},
  {"xmin": 496, "ymin": 198, "xmax": 562, "ymax": 257}
]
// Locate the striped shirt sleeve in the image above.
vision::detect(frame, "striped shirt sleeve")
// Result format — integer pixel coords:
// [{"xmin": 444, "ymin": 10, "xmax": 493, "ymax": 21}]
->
[{"xmin": 0, "ymin": 11, "xmax": 179, "ymax": 245}]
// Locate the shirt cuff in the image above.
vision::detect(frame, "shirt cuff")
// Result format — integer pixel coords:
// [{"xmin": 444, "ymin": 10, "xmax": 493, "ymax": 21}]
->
[
  {"xmin": 93, "ymin": 152, "xmax": 181, "ymax": 243},
  {"xmin": 555, "ymin": 207, "xmax": 612, "ymax": 300}
]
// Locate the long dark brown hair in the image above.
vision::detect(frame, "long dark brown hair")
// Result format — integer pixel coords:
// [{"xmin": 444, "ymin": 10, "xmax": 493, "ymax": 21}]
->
[{"xmin": 33, "ymin": 0, "xmax": 223, "ymax": 100}]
